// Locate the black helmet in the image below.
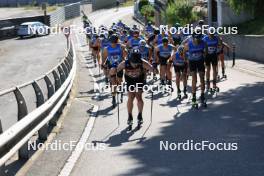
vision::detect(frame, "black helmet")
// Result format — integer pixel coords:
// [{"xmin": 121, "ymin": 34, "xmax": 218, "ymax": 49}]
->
[
  {"xmin": 198, "ymin": 20, "xmax": 204, "ymax": 26},
  {"xmin": 192, "ymin": 27, "xmax": 202, "ymax": 40},
  {"xmin": 154, "ymin": 28, "xmax": 160, "ymax": 35},
  {"xmin": 94, "ymin": 33, "xmax": 99, "ymax": 38},
  {"xmin": 162, "ymin": 37, "xmax": 169, "ymax": 43},
  {"xmin": 108, "ymin": 29, "xmax": 114, "ymax": 36},
  {"xmin": 133, "ymin": 29, "xmax": 140, "ymax": 34},
  {"xmin": 109, "ymin": 34, "xmax": 119, "ymax": 43},
  {"xmin": 100, "ymin": 34, "xmax": 105, "ymax": 38},
  {"xmin": 130, "ymin": 49, "xmax": 142, "ymax": 64}
]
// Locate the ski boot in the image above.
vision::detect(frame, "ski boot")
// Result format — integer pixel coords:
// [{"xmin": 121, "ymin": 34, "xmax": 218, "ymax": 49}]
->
[
  {"xmin": 192, "ymin": 96, "xmax": 198, "ymax": 109},
  {"xmin": 112, "ymin": 96, "xmax": 116, "ymax": 108},
  {"xmin": 222, "ymin": 70, "xmax": 227, "ymax": 79},
  {"xmin": 183, "ymin": 87, "xmax": 188, "ymax": 99},
  {"xmin": 213, "ymin": 86, "xmax": 220, "ymax": 93},
  {"xmin": 217, "ymin": 75, "xmax": 220, "ymax": 81},
  {"xmin": 137, "ymin": 113, "xmax": 143, "ymax": 130},
  {"xmin": 206, "ymin": 80, "xmax": 213, "ymax": 93},
  {"xmin": 200, "ymin": 93, "xmax": 207, "ymax": 108},
  {"xmin": 153, "ymin": 74, "xmax": 157, "ymax": 81},
  {"xmin": 160, "ymin": 79, "xmax": 165, "ymax": 86},
  {"xmin": 127, "ymin": 114, "xmax": 133, "ymax": 131},
  {"xmin": 212, "ymin": 80, "xmax": 219, "ymax": 93},
  {"xmin": 177, "ymin": 90, "xmax": 182, "ymax": 100},
  {"xmin": 167, "ymin": 80, "xmax": 174, "ymax": 92}
]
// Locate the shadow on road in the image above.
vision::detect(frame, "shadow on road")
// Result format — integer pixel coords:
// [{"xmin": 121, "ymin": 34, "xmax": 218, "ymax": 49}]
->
[{"xmin": 118, "ymin": 82, "xmax": 264, "ymax": 176}]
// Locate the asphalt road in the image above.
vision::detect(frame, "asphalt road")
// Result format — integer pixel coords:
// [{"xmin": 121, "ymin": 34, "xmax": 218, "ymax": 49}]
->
[
  {"xmin": 0, "ymin": 33, "xmax": 66, "ymax": 131},
  {"xmin": 24, "ymin": 6, "xmax": 264, "ymax": 176}
]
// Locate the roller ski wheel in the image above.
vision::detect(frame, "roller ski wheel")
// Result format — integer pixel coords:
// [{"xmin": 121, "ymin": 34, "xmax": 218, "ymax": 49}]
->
[{"xmin": 222, "ymin": 74, "xmax": 227, "ymax": 79}]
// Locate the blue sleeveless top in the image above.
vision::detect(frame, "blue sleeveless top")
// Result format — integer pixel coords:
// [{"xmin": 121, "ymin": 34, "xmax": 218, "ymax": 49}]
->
[
  {"xmin": 188, "ymin": 40, "xmax": 205, "ymax": 61},
  {"xmin": 203, "ymin": 35, "xmax": 218, "ymax": 54}
]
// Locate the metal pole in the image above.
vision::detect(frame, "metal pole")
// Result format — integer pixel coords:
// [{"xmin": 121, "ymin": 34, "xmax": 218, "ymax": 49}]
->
[{"xmin": 232, "ymin": 43, "xmax": 236, "ymax": 67}]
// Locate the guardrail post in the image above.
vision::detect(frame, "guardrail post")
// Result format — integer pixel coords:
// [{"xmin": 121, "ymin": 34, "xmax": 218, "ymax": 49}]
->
[
  {"xmin": 32, "ymin": 81, "xmax": 48, "ymax": 141},
  {"xmin": 52, "ymin": 70, "xmax": 61, "ymax": 91},
  {"xmin": 64, "ymin": 59, "xmax": 71, "ymax": 71},
  {"xmin": 44, "ymin": 76, "xmax": 55, "ymax": 99},
  {"xmin": 61, "ymin": 63, "xmax": 69, "ymax": 77},
  {"xmin": 58, "ymin": 66, "xmax": 66, "ymax": 83},
  {"xmin": 14, "ymin": 88, "xmax": 29, "ymax": 160}
]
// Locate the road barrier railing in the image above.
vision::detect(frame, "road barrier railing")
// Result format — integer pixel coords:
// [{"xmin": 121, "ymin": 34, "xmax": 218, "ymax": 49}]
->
[{"xmin": 0, "ymin": 38, "xmax": 76, "ymax": 168}]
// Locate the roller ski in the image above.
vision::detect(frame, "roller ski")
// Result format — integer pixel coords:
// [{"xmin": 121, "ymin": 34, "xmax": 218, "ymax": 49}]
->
[
  {"xmin": 127, "ymin": 114, "xmax": 133, "ymax": 131},
  {"xmin": 137, "ymin": 113, "xmax": 143, "ymax": 130},
  {"xmin": 222, "ymin": 68, "xmax": 227, "ymax": 79},
  {"xmin": 191, "ymin": 97, "xmax": 198, "ymax": 109}
]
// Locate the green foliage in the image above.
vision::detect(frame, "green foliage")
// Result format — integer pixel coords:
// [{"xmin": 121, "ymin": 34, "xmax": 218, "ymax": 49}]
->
[
  {"xmin": 227, "ymin": 0, "xmax": 264, "ymax": 17},
  {"xmin": 138, "ymin": 0, "xmax": 149, "ymax": 11},
  {"xmin": 140, "ymin": 4, "xmax": 155, "ymax": 23},
  {"xmin": 163, "ymin": 0, "xmax": 198, "ymax": 25}
]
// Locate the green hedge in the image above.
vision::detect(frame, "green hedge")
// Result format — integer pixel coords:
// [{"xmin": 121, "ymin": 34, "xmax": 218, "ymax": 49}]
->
[{"xmin": 163, "ymin": 0, "xmax": 200, "ymax": 25}]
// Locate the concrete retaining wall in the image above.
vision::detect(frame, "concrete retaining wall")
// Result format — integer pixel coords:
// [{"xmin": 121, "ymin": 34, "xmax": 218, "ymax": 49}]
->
[
  {"xmin": 218, "ymin": 1, "xmax": 253, "ymax": 26},
  {"xmin": 222, "ymin": 35, "xmax": 264, "ymax": 63}
]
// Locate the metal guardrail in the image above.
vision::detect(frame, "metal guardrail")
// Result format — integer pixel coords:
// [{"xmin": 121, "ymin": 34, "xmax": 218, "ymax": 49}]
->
[{"xmin": 0, "ymin": 38, "xmax": 77, "ymax": 168}]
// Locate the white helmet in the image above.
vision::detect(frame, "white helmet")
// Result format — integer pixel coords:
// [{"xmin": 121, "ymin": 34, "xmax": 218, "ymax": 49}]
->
[{"xmin": 139, "ymin": 39, "xmax": 147, "ymax": 47}]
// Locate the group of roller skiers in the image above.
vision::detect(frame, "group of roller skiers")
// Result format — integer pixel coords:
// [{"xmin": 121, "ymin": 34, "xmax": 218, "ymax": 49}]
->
[{"xmin": 83, "ymin": 19, "xmax": 230, "ymax": 130}]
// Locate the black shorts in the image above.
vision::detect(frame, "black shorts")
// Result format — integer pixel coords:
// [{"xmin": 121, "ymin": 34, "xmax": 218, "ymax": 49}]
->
[
  {"xmin": 205, "ymin": 53, "xmax": 218, "ymax": 66},
  {"xmin": 125, "ymin": 74, "xmax": 145, "ymax": 92},
  {"xmin": 173, "ymin": 63, "xmax": 187, "ymax": 73},
  {"xmin": 159, "ymin": 56, "xmax": 170, "ymax": 66},
  {"xmin": 189, "ymin": 60, "xmax": 205, "ymax": 73}
]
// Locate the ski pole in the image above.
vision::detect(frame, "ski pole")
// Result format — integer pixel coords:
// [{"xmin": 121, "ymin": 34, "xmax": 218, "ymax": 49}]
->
[
  {"xmin": 232, "ymin": 43, "xmax": 236, "ymax": 67},
  {"xmin": 117, "ymin": 92, "xmax": 120, "ymax": 125},
  {"xmin": 150, "ymin": 90, "xmax": 153, "ymax": 123}
]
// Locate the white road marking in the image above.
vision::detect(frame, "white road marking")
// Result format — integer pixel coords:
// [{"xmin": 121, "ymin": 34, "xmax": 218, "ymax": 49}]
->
[{"xmin": 57, "ymin": 28, "xmax": 101, "ymax": 176}]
